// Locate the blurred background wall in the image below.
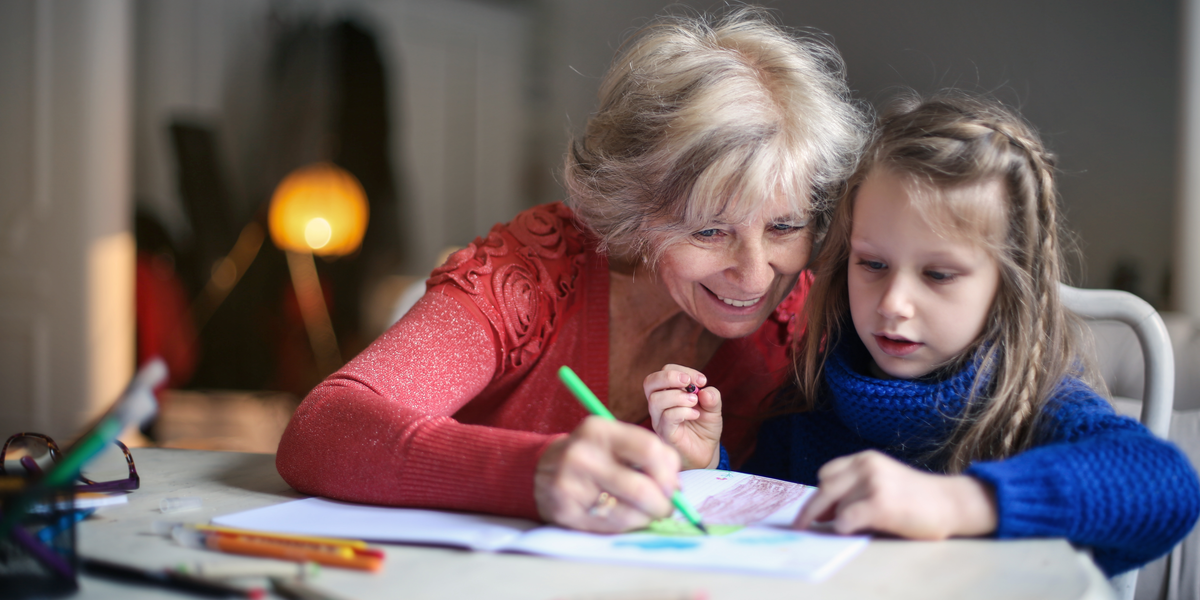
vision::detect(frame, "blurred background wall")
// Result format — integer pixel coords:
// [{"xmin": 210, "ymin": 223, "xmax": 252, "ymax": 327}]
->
[
  {"xmin": 0, "ymin": 0, "xmax": 134, "ymax": 439},
  {"xmin": 0, "ymin": 0, "xmax": 1186, "ymax": 435},
  {"xmin": 135, "ymin": 0, "xmax": 1181, "ymax": 308}
]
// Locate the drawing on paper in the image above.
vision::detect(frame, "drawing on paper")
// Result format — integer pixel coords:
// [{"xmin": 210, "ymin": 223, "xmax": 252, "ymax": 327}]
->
[
  {"xmin": 697, "ymin": 476, "xmax": 810, "ymax": 525},
  {"xmin": 613, "ymin": 537, "xmax": 701, "ymax": 551},
  {"xmin": 643, "ymin": 519, "xmax": 743, "ymax": 537},
  {"xmin": 732, "ymin": 532, "xmax": 802, "ymax": 545}
]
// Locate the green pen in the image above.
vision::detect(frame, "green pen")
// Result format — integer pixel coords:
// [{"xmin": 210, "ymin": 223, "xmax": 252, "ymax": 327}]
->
[{"xmin": 557, "ymin": 365, "xmax": 709, "ymax": 535}]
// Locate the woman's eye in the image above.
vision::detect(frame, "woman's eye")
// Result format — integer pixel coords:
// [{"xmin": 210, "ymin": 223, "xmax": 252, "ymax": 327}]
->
[
  {"xmin": 694, "ymin": 229, "xmax": 721, "ymax": 238},
  {"xmin": 771, "ymin": 221, "xmax": 806, "ymax": 233}
]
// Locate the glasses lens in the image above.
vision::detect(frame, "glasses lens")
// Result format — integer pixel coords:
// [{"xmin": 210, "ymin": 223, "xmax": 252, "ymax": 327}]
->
[
  {"xmin": 3, "ymin": 434, "xmax": 53, "ymax": 475},
  {"xmin": 80, "ymin": 441, "xmax": 132, "ymax": 484}
]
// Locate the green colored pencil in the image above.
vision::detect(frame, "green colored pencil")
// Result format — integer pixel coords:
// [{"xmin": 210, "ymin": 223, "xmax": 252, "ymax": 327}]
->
[{"xmin": 557, "ymin": 365, "xmax": 709, "ymax": 535}]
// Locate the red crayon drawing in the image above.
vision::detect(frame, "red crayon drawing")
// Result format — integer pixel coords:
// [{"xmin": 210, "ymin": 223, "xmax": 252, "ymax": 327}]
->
[{"xmin": 697, "ymin": 477, "xmax": 810, "ymax": 525}]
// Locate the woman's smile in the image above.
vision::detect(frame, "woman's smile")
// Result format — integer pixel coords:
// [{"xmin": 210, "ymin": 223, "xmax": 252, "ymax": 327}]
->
[
  {"xmin": 702, "ymin": 285, "xmax": 765, "ymax": 309},
  {"xmin": 716, "ymin": 294, "xmax": 763, "ymax": 308}
]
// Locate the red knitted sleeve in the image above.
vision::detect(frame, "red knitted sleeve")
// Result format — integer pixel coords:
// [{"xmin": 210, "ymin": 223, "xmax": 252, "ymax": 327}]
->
[
  {"xmin": 276, "ymin": 204, "xmax": 588, "ymax": 520},
  {"xmin": 275, "ymin": 293, "xmax": 560, "ymax": 519}
]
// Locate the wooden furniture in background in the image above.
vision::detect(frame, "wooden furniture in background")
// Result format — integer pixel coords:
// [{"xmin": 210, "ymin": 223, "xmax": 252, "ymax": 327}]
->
[{"xmin": 151, "ymin": 390, "xmax": 299, "ymax": 454}]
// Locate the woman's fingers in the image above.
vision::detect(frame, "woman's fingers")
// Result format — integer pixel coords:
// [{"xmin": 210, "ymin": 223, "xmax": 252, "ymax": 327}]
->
[
  {"xmin": 588, "ymin": 419, "xmax": 678, "ymax": 529},
  {"xmin": 534, "ymin": 436, "xmax": 583, "ymax": 526},
  {"xmin": 602, "ymin": 418, "xmax": 681, "ymax": 496},
  {"xmin": 585, "ymin": 493, "xmax": 659, "ymax": 533},
  {"xmin": 534, "ymin": 417, "xmax": 678, "ymax": 532}
]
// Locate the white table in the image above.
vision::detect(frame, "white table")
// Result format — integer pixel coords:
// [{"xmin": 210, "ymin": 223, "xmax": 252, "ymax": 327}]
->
[{"xmin": 69, "ymin": 448, "xmax": 1114, "ymax": 600}]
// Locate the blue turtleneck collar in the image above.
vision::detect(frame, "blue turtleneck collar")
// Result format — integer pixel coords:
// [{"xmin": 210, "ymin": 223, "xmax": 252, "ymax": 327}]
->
[{"xmin": 824, "ymin": 333, "xmax": 989, "ymax": 460}]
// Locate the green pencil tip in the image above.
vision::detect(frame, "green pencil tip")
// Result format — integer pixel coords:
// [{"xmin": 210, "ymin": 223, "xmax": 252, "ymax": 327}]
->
[{"xmin": 696, "ymin": 521, "xmax": 709, "ymax": 535}]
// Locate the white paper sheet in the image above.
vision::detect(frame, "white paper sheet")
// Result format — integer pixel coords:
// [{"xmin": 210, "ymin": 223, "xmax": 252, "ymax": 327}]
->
[
  {"xmin": 214, "ymin": 500, "xmax": 540, "ymax": 551},
  {"xmin": 504, "ymin": 526, "xmax": 866, "ymax": 581},
  {"xmin": 212, "ymin": 470, "xmax": 866, "ymax": 581}
]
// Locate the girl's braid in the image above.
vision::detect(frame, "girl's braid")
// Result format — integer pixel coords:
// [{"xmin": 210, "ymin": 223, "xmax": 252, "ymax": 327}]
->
[{"xmin": 992, "ymin": 121, "xmax": 1061, "ymax": 455}]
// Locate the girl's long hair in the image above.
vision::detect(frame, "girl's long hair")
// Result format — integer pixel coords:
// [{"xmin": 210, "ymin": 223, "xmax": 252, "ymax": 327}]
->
[{"xmin": 795, "ymin": 91, "xmax": 1102, "ymax": 473}]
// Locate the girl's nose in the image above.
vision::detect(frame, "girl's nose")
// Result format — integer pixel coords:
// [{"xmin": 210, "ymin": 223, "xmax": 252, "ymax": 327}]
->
[{"xmin": 877, "ymin": 276, "xmax": 915, "ymax": 320}]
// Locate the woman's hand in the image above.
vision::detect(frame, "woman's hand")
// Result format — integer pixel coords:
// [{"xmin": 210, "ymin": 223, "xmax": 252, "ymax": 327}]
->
[
  {"xmin": 534, "ymin": 417, "xmax": 680, "ymax": 532},
  {"xmin": 644, "ymin": 364, "xmax": 722, "ymax": 470},
  {"xmin": 794, "ymin": 450, "xmax": 998, "ymax": 539}
]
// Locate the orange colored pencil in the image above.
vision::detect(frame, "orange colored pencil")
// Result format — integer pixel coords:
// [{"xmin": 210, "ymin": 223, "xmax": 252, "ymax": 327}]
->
[
  {"xmin": 200, "ymin": 533, "xmax": 384, "ymax": 572},
  {"xmin": 192, "ymin": 525, "xmax": 386, "ymax": 560},
  {"xmin": 195, "ymin": 525, "xmax": 370, "ymax": 550}
]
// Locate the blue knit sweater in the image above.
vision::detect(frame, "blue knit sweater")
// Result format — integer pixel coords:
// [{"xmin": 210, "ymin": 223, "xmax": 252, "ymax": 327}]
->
[{"xmin": 742, "ymin": 335, "xmax": 1200, "ymax": 576}]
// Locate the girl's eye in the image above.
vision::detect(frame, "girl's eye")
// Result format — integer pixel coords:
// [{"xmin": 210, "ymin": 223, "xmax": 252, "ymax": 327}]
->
[
  {"xmin": 925, "ymin": 270, "xmax": 956, "ymax": 283},
  {"xmin": 857, "ymin": 259, "xmax": 885, "ymax": 271}
]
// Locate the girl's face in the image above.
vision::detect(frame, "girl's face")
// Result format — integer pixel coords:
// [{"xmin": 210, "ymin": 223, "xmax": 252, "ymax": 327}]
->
[
  {"xmin": 847, "ymin": 169, "xmax": 1003, "ymax": 379},
  {"xmin": 656, "ymin": 194, "xmax": 812, "ymax": 339}
]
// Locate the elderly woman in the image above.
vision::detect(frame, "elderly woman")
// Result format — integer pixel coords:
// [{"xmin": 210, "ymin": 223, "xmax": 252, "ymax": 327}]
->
[{"xmin": 276, "ymin": 7, "xmax": 867, "ymax": 532}]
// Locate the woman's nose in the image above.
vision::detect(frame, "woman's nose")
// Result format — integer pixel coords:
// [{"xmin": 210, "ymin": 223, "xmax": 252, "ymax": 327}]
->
[
  {"xmin": 877, "ymin": 276, "xmax": 915, "ymax": 320},
  {"xmin": 729, "ymin": 236, "xmax": 774, "ymax": 292}
]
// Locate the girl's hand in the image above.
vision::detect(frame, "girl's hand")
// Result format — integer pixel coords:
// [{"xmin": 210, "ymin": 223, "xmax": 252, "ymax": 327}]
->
[
  {"xmin": 643, "ymin": 364, "xmax": 722, "ymax": 470},
  {"xmin": 534, "ymin": 417, "xmax": 680, "ymax": 532},
  {"xmin": 794, "ymin": 450, "xmax": 998, "ymax": 539}
]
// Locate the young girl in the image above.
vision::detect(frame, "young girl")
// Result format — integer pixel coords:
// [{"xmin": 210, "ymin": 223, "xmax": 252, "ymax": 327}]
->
[{"xmin": 645, "ymin": 93, "xmax": 1200, "ymax": 576}]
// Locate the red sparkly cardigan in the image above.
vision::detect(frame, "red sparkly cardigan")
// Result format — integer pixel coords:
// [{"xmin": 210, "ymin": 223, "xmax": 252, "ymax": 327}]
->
[{"xmin": 276, "ymin": 203, "xmax": 808, "ymax": 521}]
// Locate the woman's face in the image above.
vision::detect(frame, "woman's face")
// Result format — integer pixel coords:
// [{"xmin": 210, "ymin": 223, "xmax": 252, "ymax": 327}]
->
[{"xmin": 657, "ymin": 195, "xmax": 813, "ymax": 339}]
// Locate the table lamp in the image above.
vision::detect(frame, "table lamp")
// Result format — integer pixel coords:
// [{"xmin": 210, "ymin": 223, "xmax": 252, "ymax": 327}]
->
[{"xmin": 268, "ymin": 162, "xmax": 369, "ymax": 375}]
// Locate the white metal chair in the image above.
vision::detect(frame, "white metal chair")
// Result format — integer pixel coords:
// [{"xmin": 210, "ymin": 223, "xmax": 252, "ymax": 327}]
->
[{"xmin": 1059, "ymin": 283, "xmax": 1176, "ymax": 600}]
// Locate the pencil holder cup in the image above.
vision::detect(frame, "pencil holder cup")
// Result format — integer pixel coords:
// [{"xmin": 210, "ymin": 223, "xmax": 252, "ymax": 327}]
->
[{"xmin": 0, "ymin": 479, "xmax": 79, "ymax": 597}]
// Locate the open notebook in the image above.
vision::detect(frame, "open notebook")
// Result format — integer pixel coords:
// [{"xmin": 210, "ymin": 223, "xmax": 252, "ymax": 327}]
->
[{"xmin": 213, "ymin": 469, "xmax": 867, "ymax": 581}]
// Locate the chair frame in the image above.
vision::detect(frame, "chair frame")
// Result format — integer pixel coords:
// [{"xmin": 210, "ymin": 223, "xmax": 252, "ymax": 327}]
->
[{"xmin": 1060, "ymin": 283, "xmax": 1176, "ymax": 600}]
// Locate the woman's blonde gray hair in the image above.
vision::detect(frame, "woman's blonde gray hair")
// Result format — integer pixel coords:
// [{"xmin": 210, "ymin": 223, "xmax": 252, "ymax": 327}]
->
[
  {"xmin": 564, "ymin": 6, "xmax": 869, "ymax": 264},
  {"xmin": 795, "ymin": 91, "xmax": 1100, "ymax": 473}
]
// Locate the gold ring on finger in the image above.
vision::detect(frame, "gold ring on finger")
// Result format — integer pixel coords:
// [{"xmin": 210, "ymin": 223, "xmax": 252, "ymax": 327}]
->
[{"xmin": 587, "ymin": 491, "xmax": 618, "ymax": 518}]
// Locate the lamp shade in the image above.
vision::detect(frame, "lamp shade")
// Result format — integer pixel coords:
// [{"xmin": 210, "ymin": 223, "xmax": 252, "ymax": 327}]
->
[{"xmin": 268, "ymin": 162, "xmax": 369, "ymax": 257}]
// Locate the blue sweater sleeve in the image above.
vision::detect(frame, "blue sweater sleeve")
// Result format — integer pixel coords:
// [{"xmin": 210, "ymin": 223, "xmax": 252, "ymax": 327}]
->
[
  {"xmin": 716, "ymin": 445, "xmax": 730, "ymax": 471},
  {"xmin": 966, "ymin": 384, "xmax": 1200, "ymax": 576}
]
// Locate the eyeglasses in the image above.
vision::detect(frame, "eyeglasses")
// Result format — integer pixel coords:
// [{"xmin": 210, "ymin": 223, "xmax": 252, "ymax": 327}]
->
[{"xmin": 1, "ymin": 432, "xmax": 139, "ymax": 492}]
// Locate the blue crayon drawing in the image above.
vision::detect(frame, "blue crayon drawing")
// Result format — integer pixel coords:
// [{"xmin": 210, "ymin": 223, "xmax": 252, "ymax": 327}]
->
[{"xmin": 614, "ymin": 537, "xmax": 702, "ymax": 551}]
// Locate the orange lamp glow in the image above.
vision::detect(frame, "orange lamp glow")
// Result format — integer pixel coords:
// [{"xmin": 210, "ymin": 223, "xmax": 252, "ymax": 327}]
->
[{"xmin": 268, "ymin": 163, "xmax": 369, "ymax": 257}]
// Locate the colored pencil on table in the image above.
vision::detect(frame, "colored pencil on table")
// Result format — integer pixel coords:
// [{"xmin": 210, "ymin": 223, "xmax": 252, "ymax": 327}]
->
[
  {"xmin": 173, "ymin": 526, "xmax": 384, "ymax": 572},
  {"xmin": 83, "ymin": 556, "xmax": 265, "ymax": 599}
]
